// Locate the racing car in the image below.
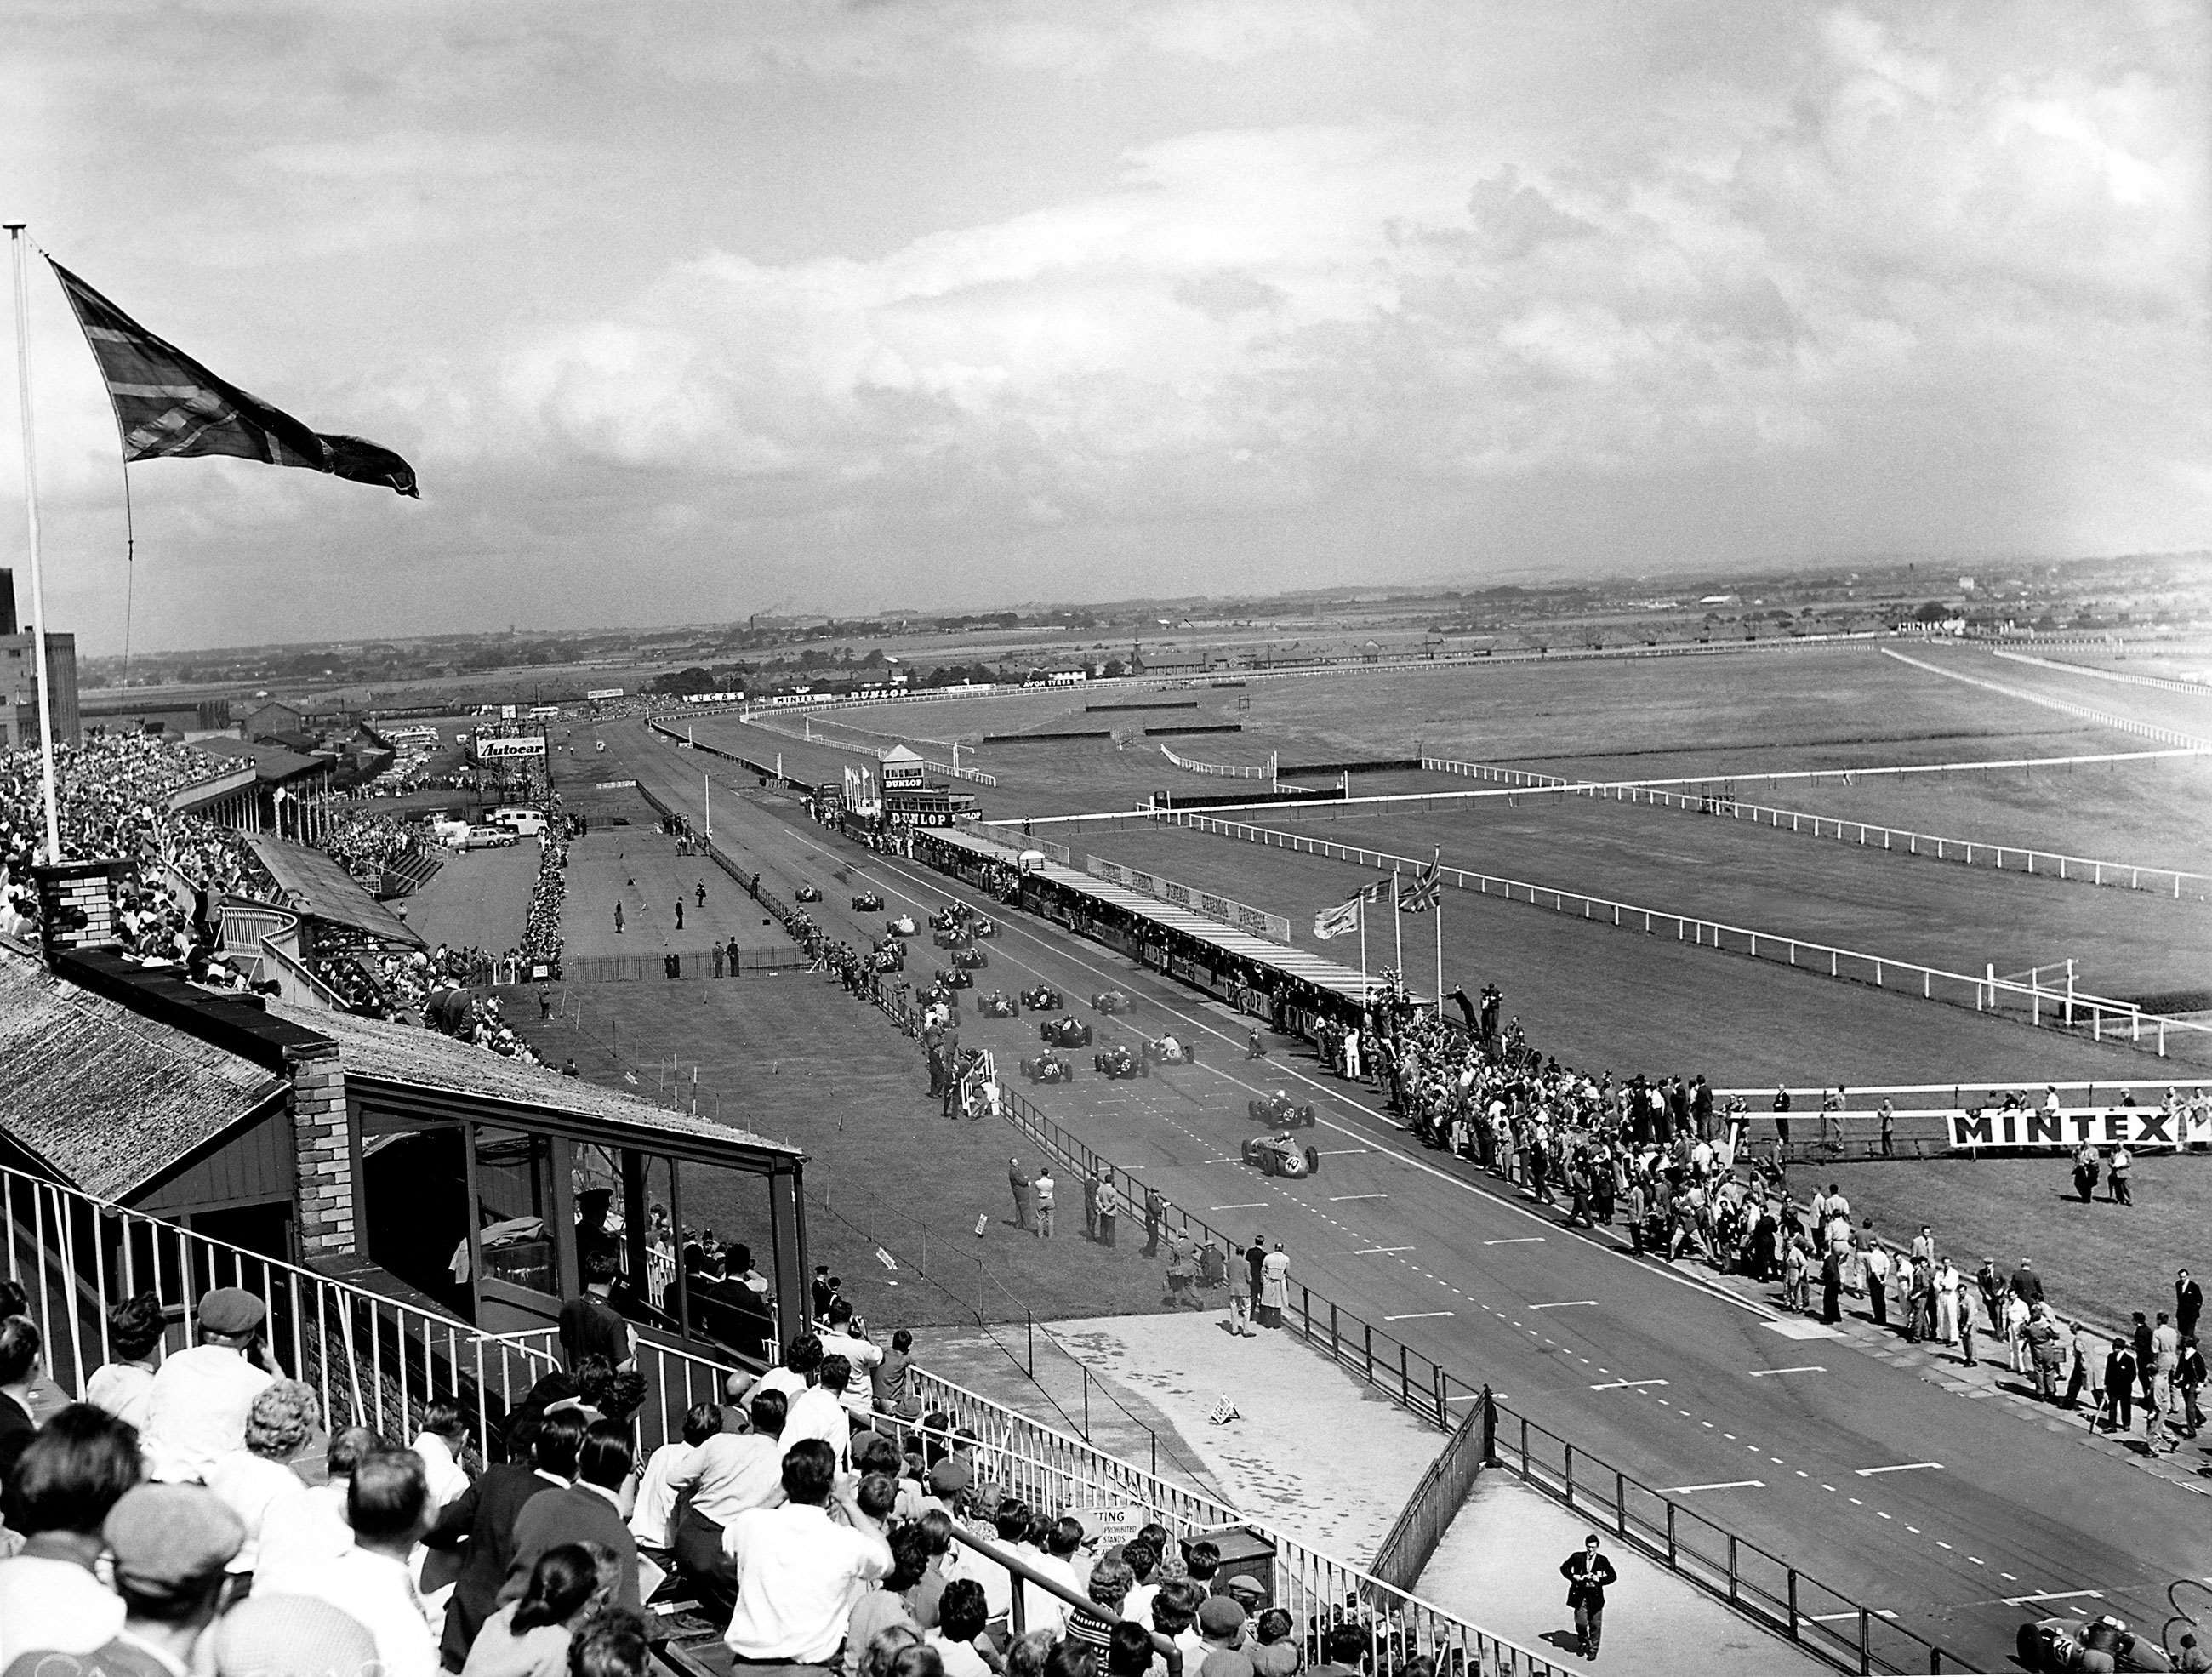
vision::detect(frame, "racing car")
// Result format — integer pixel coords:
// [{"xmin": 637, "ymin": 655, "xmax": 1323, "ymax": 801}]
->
[
  {"xmin": 872, "ymin": 937, "xmax": 907, "ymax": 969},
  {"xmin": 1093, "ymin": 1042, "xmax": 1147, "ymax": 1080},
  {"xmin": 795, "ymin": 883, "xmax": 823, "ymax": 903},
  {"xmin": 851, "ymin": 890, "xmax": 883, "ymax": 911},
  {"xmin": 885, "ymin": 915, "xmax": 918, "ymax": 938},
  {"xmin": 1249, "ymin": 1092, "xmax": 1316, "ymax": 1129},
  {"xmin": 2016, "ymin": 1613, "xmax": 2170, "ymax": 1672},
  {"xmin": 932, "ymin": 927, "xmax": 973, "ymax": 950},
  {"xmin": 1019, "ymin": 1052, "xmax": 1076, "ymax": 1084},
  {"xmin": 976, "ymin": 990, "xmax": 1020, "ymax": 1019},
  {"xmin": 928, "ymin": 907, "xmax": 969, "ymax": 932},
  {"xmin": 1019, "ymin": 984, "xmax": 1063, "ymax": 1011},
  {"xmin": 1091, "ymin": 989, "xmax": 1134, "ymax": 1015},
  {"xmin": 970, "ymin": 916, "xmax": 997, "ymax": 938},
  {"xmin": 933, "ymin": 967, "xmax": 974, "ymax": 990},
  {"xmin": 921, "ymin": 980, "xmax": 960, "ymax": 1011},
  {"xmin": 1242, "ymin": 1132, "xmax": 1320, "ymax": 1178},
  {"xmin": 1039, "ymin": 1015, "xmax": 1092, "ymax": 1048},
  {"xmin": 951, "ymin": 946, "xmax": 988, "ymax": 971},
  {"xmin": 1143, "ymin": 1033, "xmax": 1197, "ymax": 1066}
]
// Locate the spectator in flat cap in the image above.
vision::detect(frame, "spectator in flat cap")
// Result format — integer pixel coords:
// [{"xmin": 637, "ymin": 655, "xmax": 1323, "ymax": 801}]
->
[
  {"xmin": 0, "ymin": 1404, "xmax": 141, "ymax": 1665},
  {"xmin": 0, "ymin": 1482, "xmax": 244, "ymax": 1677},
  {"xmin": 141, "ymin": 1288, "xmax": 277, "ymax": 1485},
  {"xmin": 211, "ymin": 1593, "xmax": 378, "ymax": 1677}
]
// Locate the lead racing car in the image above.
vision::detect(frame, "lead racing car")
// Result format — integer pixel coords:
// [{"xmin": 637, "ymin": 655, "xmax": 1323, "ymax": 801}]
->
[
  {"xmin": 851, "ymin": 889, "xmax": 883, "ymax": 911},
  {"xmin": 1242, "ymin": 1132, "xmax": 1320, "ymax": 1178},
  {"xmin": 1039, "ymin": 1015, "xmax": 1092, "ymax": 1048},
  {"xmin": 885, "ymin": 914, "xmax": 918, "ymax": 938},
  {"xmin": 1019, "ymin": 984, "xmax": 1063, "ymax": 1012},
  {"xmin": 976, "ymin": 990, "xmax": 1020, "ymax": 1019},
  {"xmin": 1091, "ymin": 989, "xmax": 1134, "ymax": 1015},
  {"xmin": 933, "ymin": 966, "xmax": 974, "ymax": 990},
  {"xmin": 1249, "ymin": 1091, "xmax": 1315, "ymax": 1129},
  {"xmin": 1093, "ymin": 1042, "xmax": 1146, "ymax": 1080},
  {"xmin": 951, "ymin": 946, "xmax": 988, "ymax": 971},
  {"xmin": 795, "ymin": 883, "xmax": 823, "ymax": 904},
  {"xmin": 1019, "ymin": 1051, "xmax": 1076, "ymax": 1084},
  {"xmin": 1143, "ymin": 1032, "xmax": 1197, "ymax": 1066}
]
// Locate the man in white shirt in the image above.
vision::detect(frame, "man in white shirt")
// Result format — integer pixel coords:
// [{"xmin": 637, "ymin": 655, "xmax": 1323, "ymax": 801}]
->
[
  {"xmin": 253, "ymin": 1425, "xmax": 381, "ymax": 1592},
  {"xmin": 409, "ymin": 1400, "xmax": 472, "ymax": 1514},
  {"xmin": 140, "ymin": 1288, "xmax": 277, "ymax": 1484},
  {"xmin": 632, "ymin": 1401, "xmax": 722, "ymax": 1554},
  {"xmin": 25, "ymin": 1484, "xmax": 244, "ymax": 1677},
  {"xmin": 724, "ymin": 1440, "xmax": 891, "ymax": 1663},
  {"xmin": 290, "ymin": 1451, "xmax": 440, "ymax": 1677},
  {"xmin": 738, "ymin": 1332, "xmax": 822, "ymax": 1407},
  {"xmin": 0, "ymin": 1406, "xmax": 140, "ymax": 1664},
  {"xmin": 784, "ymin": 1355, "xmax": 855, "ymax": 1463}
]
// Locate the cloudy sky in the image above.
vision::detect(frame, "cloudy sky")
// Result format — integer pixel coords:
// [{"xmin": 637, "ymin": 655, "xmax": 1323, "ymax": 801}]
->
[{"xmin": 5, "ymin": 0, "xmax": 2207, "ymax": 653}]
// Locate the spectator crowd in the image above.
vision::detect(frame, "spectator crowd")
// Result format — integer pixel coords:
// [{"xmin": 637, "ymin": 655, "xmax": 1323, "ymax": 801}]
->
[{"xmin": 0, "ymin": 1269, "xmax": 1382, "ymax": 1677}]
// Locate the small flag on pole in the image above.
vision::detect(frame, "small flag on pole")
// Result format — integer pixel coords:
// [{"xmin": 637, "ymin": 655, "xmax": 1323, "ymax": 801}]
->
[
  {"xmin": 47, "ymin": 258, "xmax": 419, "ymax": 495},
  {"xmin": 1313, "ymin": 896, "xmax": 1360, "ymax": 940}
]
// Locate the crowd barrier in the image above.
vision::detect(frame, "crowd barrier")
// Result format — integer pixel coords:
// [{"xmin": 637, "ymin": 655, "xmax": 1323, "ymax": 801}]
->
[
  {"xmin": 1989, "ymin": 646, "xmax": 2212, "ymax": 698},
  {"xmin": 1564, "ymin": 779, "xmax": 2211, "ymax": 901},
  {"xmin": 1158, "ymin": 743, "xmax": 1277, "ymax": 779},
  {"xmin": 559, "ymin": 947, "xmax": 807, "ymax": 983},
  {"xmin": 1880, "ymin": 647, "xmax": 2212, "ymax": 750},
  {"xmin": 1154, "ymin": 808, "xmax": 2212, "ymax": 1059}
]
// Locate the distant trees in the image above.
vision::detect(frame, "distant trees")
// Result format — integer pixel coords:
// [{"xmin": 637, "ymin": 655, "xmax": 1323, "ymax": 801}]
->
[{"xmin": 1913, "ymin": 601, "xmax": 1953, "ymax": 624}]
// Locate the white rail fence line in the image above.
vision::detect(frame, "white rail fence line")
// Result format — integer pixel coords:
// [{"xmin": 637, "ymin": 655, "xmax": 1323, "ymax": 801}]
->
[
  {"xmin": 1559, "ymin": 780, "xmax": 2210, "ymax": 901},
  {"xmin": 1989, "ymin": 647, "xmax": 2212, "ymax": 699},
  {"xmin": 1156, "ymin": 742, "xmax": 1277, "ymax": 779},
  {"xmin": 1879, "ymin": 647, "xmax": 2212, "ymax": 750},
  {"xmin": 1156, "ymin": 809, "xmax": 2212, "ymax": 1058}
]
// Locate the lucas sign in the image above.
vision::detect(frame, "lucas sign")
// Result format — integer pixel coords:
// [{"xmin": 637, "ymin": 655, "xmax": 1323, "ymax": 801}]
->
[{"xmin": 1947, "ymin": 1105, "xmax": 2211, "ymax": 1152}]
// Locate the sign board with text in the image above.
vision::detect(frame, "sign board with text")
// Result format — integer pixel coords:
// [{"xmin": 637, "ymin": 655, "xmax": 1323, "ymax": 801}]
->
[
  {"xmin": 476, "ymin": 735, "xmax": 547, "ymax": 761},
  {"xmin": 1947, "ymin": 1106, "xmax": 2210, "ymax": 1151}
]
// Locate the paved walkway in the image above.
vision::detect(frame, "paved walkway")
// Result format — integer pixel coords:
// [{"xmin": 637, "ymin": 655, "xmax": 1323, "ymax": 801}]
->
[
  {"xmin": 1417, "ymin": 1475, "xmax": 1828, "ymax": 1676},
  {"xmin": 401, "ymin": 842, "xmax": 537, "ymax": 952},
  {"xmin": 563, "ymin": 825, "xmax": 795, "ymax": 960}
]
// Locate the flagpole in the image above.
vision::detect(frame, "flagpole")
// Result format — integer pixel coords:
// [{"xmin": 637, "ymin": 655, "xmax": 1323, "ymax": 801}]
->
[
  {"xmin": 1357, "ymin": 895, "xmax": 1368, "ymax": 1006},
  {"xmin": 1392, "ymin": 864, "xmax": 1402, "ymax": 980},
  {"xmin": 6, "ymin": 225, "xmax": 61, "ymax": 864},
  {"xmin": 1433, "ymin": 847, "xmax": 1444, "ymax": 1019}
]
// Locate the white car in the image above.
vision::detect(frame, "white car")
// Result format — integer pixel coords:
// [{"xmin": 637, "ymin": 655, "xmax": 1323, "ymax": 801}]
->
[{"xmin": 465, "ymin": 825, "xmax": 518, "ymax": 849}]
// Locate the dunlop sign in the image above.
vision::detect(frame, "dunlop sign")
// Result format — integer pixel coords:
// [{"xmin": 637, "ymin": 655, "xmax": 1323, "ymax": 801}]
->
[{"xmin": 1948, "ymin": 1106, "xmax": 2212, "ymax": 1151}]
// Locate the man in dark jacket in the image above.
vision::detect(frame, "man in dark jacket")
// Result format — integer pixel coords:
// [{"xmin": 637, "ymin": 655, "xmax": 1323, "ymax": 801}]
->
[
  {"xmin": 501, "ymin": 1419, "xmax": 641, "ymax": 1614},
  {"xmin": 423, "ymin": 1411, "xmax": 580, "ymax": 1667},
  {"xmin": 2178, "ymin": 1269, "xmax": 2203, "ymax": 1343},
  {"xmin": 1560, "ymin": 1534, "xmax": 1619, "ymax": 1659}
]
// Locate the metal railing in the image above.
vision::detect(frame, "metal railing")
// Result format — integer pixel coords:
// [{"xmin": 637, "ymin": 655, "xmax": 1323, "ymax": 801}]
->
[
  {"xmin": 1554, "ymin": 779, "xmax": 2211, "ymax": 900},
  {"xmin": 0, "ymin": 1163, "xmax": 560, "ymax": 1459},
  {"xmin": 1154, "ymin": 807, "xmax": 2212, "ymax": 1058},
  {"xmin": 1488, "ymin": 1395, "xmax": 1958, "ymax": 1674},
  {"xmin": 1989, "ymin": 646, "xmax": 2212, "ymax": 699},
  {"xmin": 557, "ymin": 947, "xmax": 807, "ymax": 983},
  {"xmin": 1882, "ymin": 647, "xmax": 2212, "ymax": 750},
  {"xmin": 1369, "ymin": 1385, "xmax": 1490, "ymax": 1594},
  {"xmin": 1157, "ymin": 742, "xmax": 1278, "ymax": 779}
]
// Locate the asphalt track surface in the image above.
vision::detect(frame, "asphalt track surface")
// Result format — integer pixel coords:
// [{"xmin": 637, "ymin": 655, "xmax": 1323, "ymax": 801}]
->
[{"xmin": 590, "ymin": 721, "xmax": 2212, "ymax": 1670}]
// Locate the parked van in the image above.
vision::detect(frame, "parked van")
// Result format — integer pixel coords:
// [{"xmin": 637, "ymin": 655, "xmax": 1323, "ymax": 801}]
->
[
  {"xmin": 491, "ymin": 807, "xmax": 547, "ymax": 836},
  {"xmin": 431, "ymin": 817, "xmax": 471, "ymax": 849}
]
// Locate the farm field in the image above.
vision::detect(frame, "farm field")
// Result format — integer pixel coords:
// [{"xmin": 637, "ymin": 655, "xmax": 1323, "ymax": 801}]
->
[
  {"xmin": 1054, "ymin": 820, "xmax": 2186, "ymax": 1085},
  {"xmin": 1236, "ymin": 793, "xmax": 2212, "ymax": 1000}
]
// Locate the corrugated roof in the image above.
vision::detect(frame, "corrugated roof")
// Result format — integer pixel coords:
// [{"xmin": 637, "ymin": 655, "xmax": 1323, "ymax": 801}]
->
[
  {"xmin": 270, "ymin": 1002, "xmax": 802, "ymax": 1161},
  {"xmin": 931, "ymin": 828, "xmax": 1417, "ymax": 1006},
  {"xmin": 198, "ymin": 738, "xmax": 333, "ymax": 782},
  {"xmin": 248, "ymin": 836, "xmax": 425, "ymax": 947},
  {"xmin": 0, "ymin": 948, "xmax": 288, "ymax": 1199}
]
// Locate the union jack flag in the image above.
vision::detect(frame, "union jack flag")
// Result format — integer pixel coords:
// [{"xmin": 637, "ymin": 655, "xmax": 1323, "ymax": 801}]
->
[{"xmin": 1399, "ymin": 853, "xmax": 1441, "ymax": 912}]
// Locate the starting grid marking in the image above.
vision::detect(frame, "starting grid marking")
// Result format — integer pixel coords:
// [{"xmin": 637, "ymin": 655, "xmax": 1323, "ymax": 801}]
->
[
  {"xmin": 1856, "ymin": 1463, "xmax": 1943, "ymax": 1477},
  {"xmin": 1667, "ymin": 1480, "xmax": 1763, "ymax": 1493},
  {"xmin": 1592, "ymin": 1378, "xmax": 1669, "ymax": 1391},
  {"xmin": 1528, "ymin": 1299, "xmax": 1599, "ymax": 1309},
  {"xmin": 1484, "ymin": 1236, "xmax": 1546, "ymax": 1245},
  {"xmin": 1749, "ymin": 1366, "xmax": 1828, "ymax": 1378}
]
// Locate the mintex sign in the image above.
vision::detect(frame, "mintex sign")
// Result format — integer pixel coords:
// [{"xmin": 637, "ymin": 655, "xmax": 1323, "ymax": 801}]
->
[{"xmin": 1947, "ymin": 1106, "xmax": 2211, "ymax": 1152}]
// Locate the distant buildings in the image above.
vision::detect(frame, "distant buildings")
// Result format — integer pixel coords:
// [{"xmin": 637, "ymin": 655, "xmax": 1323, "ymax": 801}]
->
[{"xmin": 0, "ymin": 568, "xmax": 80, "ymax": 749}]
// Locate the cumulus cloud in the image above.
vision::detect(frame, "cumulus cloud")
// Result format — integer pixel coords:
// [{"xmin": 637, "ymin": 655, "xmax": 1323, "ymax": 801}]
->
[{"xmin": 6, "ymin": 0, "xmax": 2206, "ymax": 647}]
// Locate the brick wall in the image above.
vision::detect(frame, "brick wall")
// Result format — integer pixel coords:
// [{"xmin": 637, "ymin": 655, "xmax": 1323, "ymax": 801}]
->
[
  {"xmin": 32, "ymin": 859, "xmax": 124, "ymax": 955},
  {"xmin": 287, "ymin": 1044, "xmax": 357, "ymax": 1258}
]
